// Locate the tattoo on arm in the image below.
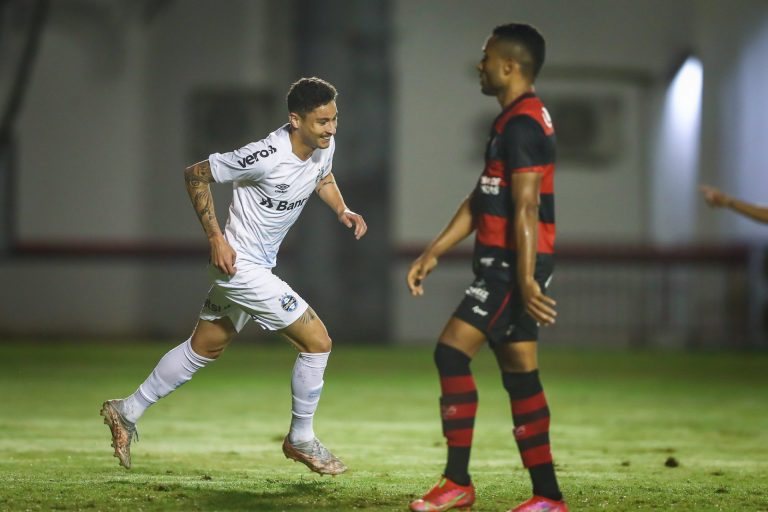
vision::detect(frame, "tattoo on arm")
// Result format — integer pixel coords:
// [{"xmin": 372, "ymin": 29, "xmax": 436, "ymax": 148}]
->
[
  {"xmin": 315, "ymin": 173, "xmax": 337, "ymax": 193},
  {"xmin": 316, "ymin": 179, "xmax": 336, "ymax": 193},
  {"xmin": 184, "ymin": 161, "xmax": 221, "ymax": 238}
]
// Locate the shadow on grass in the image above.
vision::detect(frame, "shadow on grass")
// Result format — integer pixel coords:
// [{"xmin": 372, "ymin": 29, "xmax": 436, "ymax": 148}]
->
[{"xmin": 126, "ymin": 478, "xmax": 406, "ymax": 511}]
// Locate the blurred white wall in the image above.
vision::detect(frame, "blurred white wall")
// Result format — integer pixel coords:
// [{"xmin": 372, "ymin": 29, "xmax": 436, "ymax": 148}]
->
[
  {"xmin": 1, "ymin": 0, "xmax": 288, "ymax": 338},
  {"xmin": 17, "ymin": 0, "xmax": 284, "ymax": 242},
  {"xmin": 17, "ymin": 3, "xmax": 146, "ymax": 240},
  {"xmin": 697, "ymin": 0, "xmax": 768, "ymax": 243}
]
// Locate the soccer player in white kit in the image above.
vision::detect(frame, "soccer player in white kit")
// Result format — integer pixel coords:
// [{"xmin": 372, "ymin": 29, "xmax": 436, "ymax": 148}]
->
[{"xmin": 100, "ymin": 77, "xmax": 366, "ymax": 476}]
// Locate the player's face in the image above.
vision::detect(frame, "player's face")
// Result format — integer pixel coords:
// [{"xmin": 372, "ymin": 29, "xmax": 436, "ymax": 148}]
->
[
  {"xmin": 477, "ymin": 36, "xmax": 510, "ymax": 96},
  {"xmin": 293, "ymin": 101, "xmax": 338, "ymax": 150}
]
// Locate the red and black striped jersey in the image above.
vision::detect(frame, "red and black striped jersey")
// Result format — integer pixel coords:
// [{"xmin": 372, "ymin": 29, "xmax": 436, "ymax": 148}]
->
[{"xmin": 469, "ymin": 92, "xmax": 555, "ymax": 281}]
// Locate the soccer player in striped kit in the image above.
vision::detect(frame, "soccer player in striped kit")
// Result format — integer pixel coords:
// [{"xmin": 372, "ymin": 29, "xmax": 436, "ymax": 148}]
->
[{"xmin": 407, "ymin": 24, "xmax": 568, "ymax": 512}]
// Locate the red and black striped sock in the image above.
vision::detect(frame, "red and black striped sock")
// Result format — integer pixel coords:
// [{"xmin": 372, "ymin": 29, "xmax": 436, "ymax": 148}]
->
[
  {"xmin": 434, "ymin": 343, "xmax": 477, "ymax": 486},
  {"xmin": 502, "ymin": 369, "xmax": 562, "ymax": 501}
]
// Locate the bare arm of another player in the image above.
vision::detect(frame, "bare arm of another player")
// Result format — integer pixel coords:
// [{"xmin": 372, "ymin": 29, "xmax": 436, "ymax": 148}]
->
[
  {"xmin": 315, "ymin": 172, "xmax": 367, "ymax": 239},
  {"xmin": 512, "ymin": 172, "xmax": 556, "ymax": 325},
  {"xmin": 184, "ymin": 160, "xmax": 237, "ymax": 276},
  {"xmin": 406, "ymin": 196, "xmax": 475, "ymax": 297},
  {"xmin": 700, "ymin": 184, "xmax": 768, "ymax": 224}
]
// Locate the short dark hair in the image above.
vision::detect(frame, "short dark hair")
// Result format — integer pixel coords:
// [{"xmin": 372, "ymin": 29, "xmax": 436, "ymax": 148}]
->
[
  {"xmin": 286, "ymin": 77, "xmax": 338, "ymax": 116},
  {"xmin": 492, "ymin": 23, "xmax": 546, "ymax": 81}
]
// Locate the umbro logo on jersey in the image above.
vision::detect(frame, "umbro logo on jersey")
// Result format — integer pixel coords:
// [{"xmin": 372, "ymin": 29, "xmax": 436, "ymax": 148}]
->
[
  {"xmin": 237, "ymin": 145, "xmax": 277, "ymax": 168},
  {"xmin": 259, "ymin": 196, "xmax": 309, "ymax": 211},
  {"xmin": 275, "ymin": 183, "xmax": 290, "ymax": 194}
]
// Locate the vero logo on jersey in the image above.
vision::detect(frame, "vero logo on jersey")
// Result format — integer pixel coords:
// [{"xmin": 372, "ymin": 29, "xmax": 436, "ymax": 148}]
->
[
  {"xmin": 237, "ymin": 145, "xmax": 277, "ymax": 168},
  {"xmin": 259, "ymin": 196, "xmax": 309, "ymax": 211}
]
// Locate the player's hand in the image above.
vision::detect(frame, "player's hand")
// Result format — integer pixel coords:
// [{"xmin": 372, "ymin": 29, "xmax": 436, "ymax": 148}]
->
[
  {"xmin": 338, "ymin": 208, "xmax": 367, "ymax": 240},
  {"xmin": 700, "ymin": 184, "xmax": 731, "ymax": 208},
  {"xmin": 209, "ymin": 234, "xmax": 237, "ymax": 276},
  {"xmin": 407, "ymin": 254, "xmax": 438, "ymax": 296},
  {"xmin": 520, "ymin": 278, "xmax": 556, "ymax": 326}
]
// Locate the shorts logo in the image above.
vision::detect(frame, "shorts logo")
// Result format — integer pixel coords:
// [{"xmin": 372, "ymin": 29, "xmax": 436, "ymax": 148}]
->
[
  {"xmin": 204, "ymin": 298, "xmax": 230, "ymax": 313},
  {"xmin": 471, "ymin": 305, "xmax": 488, "ymax": 317},
  {"xmin": 275, "ymin": 183, "xmax": 290, "ymax": 194},
  {"xmin": 466, "ymin": 284, "xmax": 489, "ymax": 303},
  {"xmin": 479, "ymin": 257, "xmax": 495, "ymax": 267},
  {"xmin": 280, "ymin": 293, "xmax": 298, "ymax": 312}
]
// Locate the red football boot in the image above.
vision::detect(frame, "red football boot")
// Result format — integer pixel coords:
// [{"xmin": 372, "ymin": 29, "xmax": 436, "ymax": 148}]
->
[
  {"xmin": 409, "ymin": 476, "xmax": 475, "ymax": 511},
  {"xmin": 508, "ymin": 495, "xmax": 569, "ymax": 512}
]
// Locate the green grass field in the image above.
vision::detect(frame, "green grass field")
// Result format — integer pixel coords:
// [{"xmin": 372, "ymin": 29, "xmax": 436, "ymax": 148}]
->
[{"xmin": 0, "ymin": 341, "xmax": 767, "ymax": 511}]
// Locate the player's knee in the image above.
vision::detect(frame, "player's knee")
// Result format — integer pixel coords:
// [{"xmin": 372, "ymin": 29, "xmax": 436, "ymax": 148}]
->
[
  {"xmin": 305, "ymin": 333, "xmax": 332, "ymax": 353},
  {"xmin": 192, "ymin": 342, "xmax": 228, "ymax": 359},
  {"xmin": 499, "ymin": 359, "xmax": 536, "ymax": 373},
  {"xmin": 495, "ymin": 342, "xmax": 538, "ymax": 373},
  {"xmin": 190, "ymin": 334, "xmax": 232, "ymax": 359},
  {"xmin": 434, "ymin": 343, "xmax": 471, "ymax": 374},
  {"xmin": 198, "ymin": 345, "xmax": 226, "ymax": 359},
  {"xmin": 191, "ymin": 319, "xmax": 235, "ymax": 359}
]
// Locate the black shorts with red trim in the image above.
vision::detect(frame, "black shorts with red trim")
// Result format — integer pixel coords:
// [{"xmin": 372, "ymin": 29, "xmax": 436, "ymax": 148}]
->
[{"xmin": 452, "ymin": 272, "xmax": 553, "ymax": 346}]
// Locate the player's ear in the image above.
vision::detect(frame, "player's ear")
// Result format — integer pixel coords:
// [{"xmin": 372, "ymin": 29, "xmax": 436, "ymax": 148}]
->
[
  {"xmin": 503, "ymin": 57, "xmax": 517, "ymax": 76},
  {"xmin": 289, "ymin": 112, "xmax": 301, "ymax": 130}
]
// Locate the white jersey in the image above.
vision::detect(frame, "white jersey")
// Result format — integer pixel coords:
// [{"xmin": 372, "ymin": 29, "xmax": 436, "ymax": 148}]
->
[{"xmin": 208, "ymin": 124, "xmax": 333, "ymax": 268}]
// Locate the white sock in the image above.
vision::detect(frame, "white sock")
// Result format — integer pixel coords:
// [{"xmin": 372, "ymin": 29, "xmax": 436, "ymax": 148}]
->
[
  {"xmin": 120, "ymin": 338, "xmax": 214, "ymax": 424},
  {"xmin": 288, "ymin": 351, "xmax": 330, "ymax": 444}
]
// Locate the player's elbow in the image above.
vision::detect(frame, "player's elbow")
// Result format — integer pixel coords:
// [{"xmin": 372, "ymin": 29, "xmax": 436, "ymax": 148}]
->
[
  {"xmin": 515, "ymin": 198, "xmax": 539, "ymax": 218},
  {"xmin": 184, "ymin": 160, "xmax": 214, "ymax": 184}
]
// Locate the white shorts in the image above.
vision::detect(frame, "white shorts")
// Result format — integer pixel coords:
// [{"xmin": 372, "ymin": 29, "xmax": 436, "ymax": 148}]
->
[{"xmin": 199, "ymin": 264, "xmax": 308, "ymax": 332}]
